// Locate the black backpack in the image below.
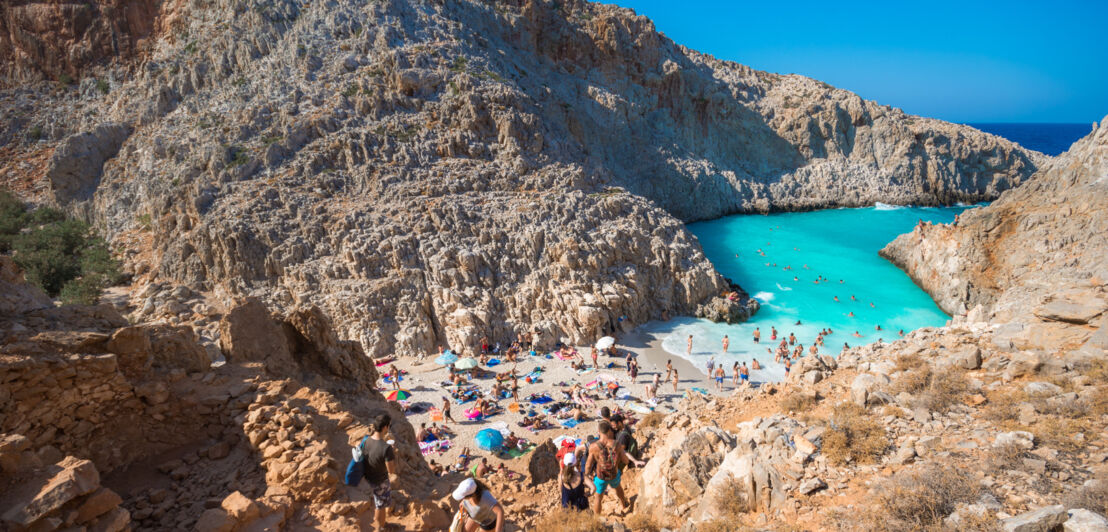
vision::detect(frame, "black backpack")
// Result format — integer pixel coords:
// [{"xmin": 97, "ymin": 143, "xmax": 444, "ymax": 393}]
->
[{"xmin": 619, "ymin": 429, "xmax": 640, "ymax": 461}]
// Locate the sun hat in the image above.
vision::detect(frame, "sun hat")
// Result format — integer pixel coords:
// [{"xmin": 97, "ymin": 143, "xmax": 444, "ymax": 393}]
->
[
  {"xmin": 452, "ymin": 478, "xmax": 477, "ymax": 501},
  {"xmin": 563, "ymin": 453, "xmax": 576, "ymax": 466}
]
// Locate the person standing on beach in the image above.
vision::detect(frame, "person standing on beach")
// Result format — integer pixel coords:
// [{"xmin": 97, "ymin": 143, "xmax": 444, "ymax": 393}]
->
[
  {"xmin": 441, "ymin": 397, "xmax": 455, "ymax": 424},
  {"xmin": 713, "ymin": 365, "xmax": 725, "ymax": 391},
  {"xmin": 671, "ymin": 369, "xmax": 679, "ymax": 393},
  {"xmin": 771, "ymin": 327, "xmax": 777, "ymax": 340},
  {"xmin": 590, "ymin": 346, "xmax": 599, "ymax": 369},
  {"xmin": 753, "ymin": 328, "xmax": 760, "ymax": 343},
  {"xmin": 706, "ymin": 356, "xmax": 715, "ymax": 378},
  {"xmin": 664, "ymin": 359, "xmax": 673, "ymax": 382},
  {"xmin": 686, "ymin": 335, "xmax": 693, "ymax": 356},
  {"xmin": 722, "ymin": 335, "xmax": 729, "ymax": 353},
  {"xmin": 739, "ymin": 362, "xmax": 749, "ymax": 385},
  {"xmin": 625, "ymin": 353, "xmax": 634, "ymax": 376},
  {"xmin": 629, "ymin": 359, "xmax": 639, "ymax": 383}
]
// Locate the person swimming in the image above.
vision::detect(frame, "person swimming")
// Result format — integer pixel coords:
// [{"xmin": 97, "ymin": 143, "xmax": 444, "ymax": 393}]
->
[
  {"xmin": 852, "ymin": 331, "xmax": 862, "ymax": 337},
  {"xmin": 875, "ymin": 325, "xmax": 882, "ymax": 331},
  {"xmin": 898, "ymin": 329, "xmax": 905, "ymax": 337},
  {"xmin": 851, "ymin": 295, "xmax": 857, "ymax": 301},
  {"xmin": 833, "ymin": 296, "xmax": 839, "ymax": 302},
  {"xmin": 793, "ymin": 276, "xmax": 798, "ymax": 281},
  {"xmin": 794, "ymin": 320, "xmax": 802, "ymax": 326},
  {"xmin": 842, "ymin": 342, "xmax": 849, "ymax": 350},
  {"xmin": 847, "ymin": 312, "xmax": 855, "ymax": 317},
  {"xmin": 870, "ymin": 302, "xmax": 875, "ymax": 308}
]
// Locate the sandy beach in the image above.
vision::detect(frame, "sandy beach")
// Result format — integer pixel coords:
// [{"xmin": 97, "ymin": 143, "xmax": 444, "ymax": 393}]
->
[{"xmin": 382, "ymin": 324, "xmax": 772, "ymax": 476}]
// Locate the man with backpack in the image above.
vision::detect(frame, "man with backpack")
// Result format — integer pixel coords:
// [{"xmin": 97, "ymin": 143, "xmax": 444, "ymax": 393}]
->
[
  {"xmin": 585, "ymin": 420, "xmax": 642, "ymax": 516},
  {"xmin": 611, "ymin": 414, "xmax": 644, "ymax": 467},
  {"xmin": 349, "ymin": 414, "xmax": 398, "ymax": 531}
]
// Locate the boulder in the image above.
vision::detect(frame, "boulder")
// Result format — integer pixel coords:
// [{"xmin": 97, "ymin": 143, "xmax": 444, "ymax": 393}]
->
[
  {"xmin": 46, "ymin": 123, "xmax": 132, "ymax": 204},
  {"xmin": 851, "ymin": 374, "xmax": 877, "ymax": 406},
  {"xmin": 953, "ymin": 345, "xmax": 982, "ymax": 370},
  {"xmin": 1, "ymin": 456, "xmax": 100, "ymax": 527},
  {"xmin": 1064, "ymin": 509, "xmax": 1108, "ymax": 532},
  {"xmin": 220, "ymin": 298, "xmax": 295, "ymax": 373},
  {"xmin": 695, "ymin": 295, "xmax": 759, "ymax": 324},
  {"xmin": 1001, "ymin": 505, "xmax": 1067, "ymax": 532},
  {"xmin": 526, "ymin": 439, "xmax": 559, "ymax": 486},
  {"xmin": 995, "ymin": 431, "xmax": 1035, "ymax": 450},
  {"xmin": 0, "ymin": 256, "xmax": 53, "ymax": 315}
]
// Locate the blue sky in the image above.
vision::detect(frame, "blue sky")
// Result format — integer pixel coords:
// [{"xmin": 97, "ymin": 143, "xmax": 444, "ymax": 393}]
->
[{"xmin": 611, "ymin": 0, "xmax": 1107, "ymax": 123}]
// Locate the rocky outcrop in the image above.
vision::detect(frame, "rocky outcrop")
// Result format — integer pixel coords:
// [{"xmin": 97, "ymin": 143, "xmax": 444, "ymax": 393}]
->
[
  {"xmin": 882, "ymin": 116, "xmax": 1108, "ymax": 354},
  {"xmin": 45, "ymin": 122, "xmax": 130, "ymax": 204},
  {"xmin": 0, "ymin": 255, "xmax": 52, "ymax": 314},
  {"xmin": 696, "ymin": 293, "xmax": 760, "ymax": 324},
  {"xmin": 0, "ymin": 446, "xmax": 130, "ymax": 532},
  {"xmin": 2, "ymin": 0, "xmax": 1043, "ymax": 359}
]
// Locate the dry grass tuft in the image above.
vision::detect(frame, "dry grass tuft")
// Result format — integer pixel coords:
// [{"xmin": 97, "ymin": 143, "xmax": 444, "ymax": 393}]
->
[
  {"xmin": 854, "ymin": 467, "xmax": 982, "ymax": 531},
  {"xmin": 714, "ymin": 474, "xmax": 755, "ymax": 516},
  {"xmin": 638, "ymin": 411, "xmax": 665, "ymax": 429},
  {"xmin": 822, "ymin": 402, "xmax": 888, "ymax": 465},
  {"xmin": 532, "ymin": 507, "xmax": 607, "ymax": 532},
  {"xmin": 985, "ymin": 443, "xmax": 1031, "ymax": 474},
  {"xmin": 624, "ymin": 513, "xmax": 663, "ymax": 532},
  {"xmin": 891, "ymin": 361, "xmax": 970, "ymax": 412},
  {"xmin": 778, "ymin": 390, "xmax": 819, "ymax": 414},
  {"xmin": 1065, "ymin": 480, "xmax": 1108, "ymax": 516}
]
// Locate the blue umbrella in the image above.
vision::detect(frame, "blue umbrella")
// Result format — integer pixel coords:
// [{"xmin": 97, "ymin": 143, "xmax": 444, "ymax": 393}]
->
[
  {"xmin": 435, "ymin": 352, "xmax": 459, "ymax": 365},
  {"xmin": 475, "ymin": 429, "xmax": 504, "ymax": 451}
]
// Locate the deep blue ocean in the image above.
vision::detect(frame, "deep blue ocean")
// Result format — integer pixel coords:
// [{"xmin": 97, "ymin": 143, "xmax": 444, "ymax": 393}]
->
[{"xmin": 969, "ymin": 123, "xmax": 1091, "ymax": 156}]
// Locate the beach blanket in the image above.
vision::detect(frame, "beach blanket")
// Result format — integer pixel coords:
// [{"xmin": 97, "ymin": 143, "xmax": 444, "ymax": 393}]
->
[
  {"xmin": 559, "ymin": 418, "xmax": 581, "ymax": 429},
  {"xmin": 555, "ymin": 351, "xmax": 574, "ymax": 361},
  {"xmin": 419, "ymin": 439, "xmax": 451, "ymax": 455},
  {"xmin": 487, "ymin": 358, "xmax": 501, "ymax": 366},
  {"xmin": 503, "ymin": 443, "xmax": 535, "ymax": 459},
  {"xmin": 626, "ymin": 403, "xmax": 654, "ymax": 414},
  {"xmin": 430, "ymin": 407, "xmax": 444, "ymax": 422},
  {"xmin": 373, "ymin": 357, "xmax": 396, "ymax": 367},
  {"xmin": 528, "ymin": 394, "xmax": 553, "ymax": 405}
]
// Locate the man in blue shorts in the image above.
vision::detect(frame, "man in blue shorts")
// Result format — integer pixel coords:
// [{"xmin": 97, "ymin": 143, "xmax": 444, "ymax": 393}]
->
[{"xmin": 586, "ymin": 420, "xmax": 639, "ymax": 515}]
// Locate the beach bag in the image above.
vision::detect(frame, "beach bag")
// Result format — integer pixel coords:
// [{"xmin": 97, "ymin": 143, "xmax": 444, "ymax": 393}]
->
[
  {"xmin": 596, "ymin": 441, "xmax": 618, "ymax": 481},
  {"xmin": 449, "ymin": 509, "xmax": 465, "ymax": 532},
  {"xmin": 556, "ymin": 440, "xmax": 576, "ymax": 469},
  {"xmin": 343, "ymin": 436, "xmax": 369, "ymax": 486}
]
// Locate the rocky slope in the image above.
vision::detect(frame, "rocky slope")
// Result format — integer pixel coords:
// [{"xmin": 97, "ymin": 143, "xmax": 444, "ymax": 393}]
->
[
  {"xmin": 1, "ymin": 0, "xmax": 1043, "ymax": 357},
  {"xmin": 882, "ymin": 116, "xmax": 1107, "ymax": 355},
  {"xmin": 0, "ymin": 257, "xmax": 450, "ymax": 531}
]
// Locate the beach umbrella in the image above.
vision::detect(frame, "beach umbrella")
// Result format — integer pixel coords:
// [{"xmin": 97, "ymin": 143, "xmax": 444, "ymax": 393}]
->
[
  {"xmin": 475, "ymin": 428, "xmax": 504, "ymax": 451},
  {"xmin": 455, "ymin": 357, "xmax": 479, "ymax": 370},
  {"xmin": 386, "ymin": 389, "xmax": 411, "ymax": 401},
  {"xmin": 435, "ymin": 352, "xmax": 459, "ymax": 365},
  {"xmin": 595, "ymin": 336, "xmax": 616, "ymax": 350}
]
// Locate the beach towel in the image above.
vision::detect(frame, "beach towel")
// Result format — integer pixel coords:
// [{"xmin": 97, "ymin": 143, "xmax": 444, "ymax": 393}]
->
[
  {"xmin": 553, "ymin": 436, "xmax": 583, "ymax": 448},
  {"xmin": 374, "ymin": 357, "xmax": 395, "ymax": 367},
  {"xmin": 508, "ymin": 402, "xmax": 521, "ymax": 413},
  {"xmin": 627, "ymin": 403, "xmax": 654, "ymax": 414},
  {"xmin": 528, "ymin": 395, "xmax": 553, "ymax": 405},
  {"xmin": 430, "ymin": 407, "xmax": 443, "ymax": 422},
  {"xmin": 487, "ymin": 358, "xmax": 501, "ymax": 366},
  {"xmin": 503, "ymin": 443, "xmax": 535, "ymax": 459},
  {"xmin": 419, "ymin": 439, "xmax": 452, "ymax": 455},
  {"xmin": 560, "ymin": 418, "xmax": 581, "ymax": 429}
]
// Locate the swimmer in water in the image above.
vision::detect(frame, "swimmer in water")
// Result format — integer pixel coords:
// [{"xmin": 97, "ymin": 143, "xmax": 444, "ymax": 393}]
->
[
  {"xmin": 751, "ymin": 359, "xmax": 761, "ymax": 370},
  {"xmin": 833, "ymin": 296, "xmax": 839, "ymax": 302},
  {"xmin": 795, "ymin": 320, "xmax": 801, "ymax": 326},
  {"xmin": 839, "ymin": 279, "xmax": 844, "ymax": 284},
  {"xmin": 847, "ymin": 312, "xmax": 855, "ymax": 317},
  {"xmin": 898, "ymin": 329, "xmax": 905, "ymax": 337},
  {"xmin": 851, "ymin": 295, "xmax": 857, "ymax": 301},
  {"xmin": 794, "ymin": 276, "xmax": 799, "ymax": 281},
  {"xmin": 870, "ymin": 302, "xmax": 875, "ymax": 308},
  {"xmin": 803, "ymin": 264, "xmax": 809, "ymax": 269},
  {"xmin": 843, "ymin": 342, "xmax": 850, "ymax": 350},
  {"xmin": 853, "ymin": 331, "xmax": 862, "ymax": 338},
  {"xmin": 875, "ymin": 325, "xmax": 882, "ymax": 331}
]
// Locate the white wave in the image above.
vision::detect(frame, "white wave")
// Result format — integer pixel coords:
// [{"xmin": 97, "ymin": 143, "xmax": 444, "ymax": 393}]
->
[
  {"xmin": 775, "ymin": 283, "xmax": 793, "ymax": 291},
  {"xmin": 874, "ymin": 202, "xmax": 905, "ymax": 211},
  {"xmin": 753, "ymin": 291, "xmax": 775, "ymax": 302}
]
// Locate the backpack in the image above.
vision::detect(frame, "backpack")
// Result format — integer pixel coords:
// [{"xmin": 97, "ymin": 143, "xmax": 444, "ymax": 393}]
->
[
  {"xmin": 343, "ymin": 436, "xmax": 369, "ymax": 486},
  {"xmin": 596, "ymin": 441, "xmax": 618, "ymax": 481},
  {"xmin": 556, "ymin": 440, "xmax": 576, "ymax": 469},
  {"xmin": 619, "ymin": 429, "xmax": 640, "ymax": 461}
]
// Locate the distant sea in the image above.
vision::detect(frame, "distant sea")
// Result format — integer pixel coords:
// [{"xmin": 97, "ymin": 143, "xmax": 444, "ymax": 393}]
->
[{"xmin": 968, "ymin": 123, "xmax": 1092, "ymax": 156}]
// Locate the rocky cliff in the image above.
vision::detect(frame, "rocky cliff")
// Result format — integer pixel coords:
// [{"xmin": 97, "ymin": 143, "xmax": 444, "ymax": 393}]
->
[
  {"xmin": 882, "ymin": 116, "xmax": 1107, "ymax": 356},
  {"xmin": 2, "ymin": 0, "xmax": 1044, "ymax": 357}
]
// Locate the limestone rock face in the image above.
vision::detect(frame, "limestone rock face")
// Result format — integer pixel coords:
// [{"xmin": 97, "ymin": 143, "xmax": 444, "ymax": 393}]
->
[
  {"xmin": 0, "ymin": 256, "xmax": 52, "ymax": 314},
  {"xmin": 696, "ymin": 294, "xmax": 760, "ymax": 324},
  {"xmin": 45, "ymin": 123, "xmax": 131, "ymax": 204},
  {"xmin": 526, "ymin": 439, "xmax": 559, "ymax": 486},
  {"xmin": 6, "ymin": 0, "xmax": 1042, "ymax": 360}
]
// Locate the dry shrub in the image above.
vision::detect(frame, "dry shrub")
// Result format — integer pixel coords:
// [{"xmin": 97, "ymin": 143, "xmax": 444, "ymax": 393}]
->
[
  {"xmin": 856, "ymin": 467, "xmax": 981, "ymax": 531},
  {"xmin": 779, "ymin": 391, "xmax": 819, "ymax": 413},
  {"xmin": 1033, "ymin": 415, "xmax": 1091, "ymax": 452},
  {"xmin": 638, "ymin": 411, "xmax": 665, "ymax": 429},
  {"xmin": 714, "ymin": 474, "xmax": 755, "ymax": 516},
  {"xmin": 892, "ymin": 363, "xmax": 969, "ymax": 412},
  {"xmin": 532, "ymin": 507, "xmax": 607, "ymax": 532},
  {"xmin": 624, "ymin": 513, "xmax": 663, "ymax": 532},
  {"xmin": 1086, "ymin": 386, "xmax": 1108, "ymax": 417},
  {"xmin": 882, "ymin": 405, "xmax": 908, "ymax": 418},
  {"xmin": 985, "ymin": 443, "xmax": 1030, "ymax": 474},
  {"xmin": 894, "ymin": 353, "xmax": 927, "ymax": 374},
  {"xmin": 1065, "ymin": 480, "xmax": 1108, "ymax": 516},
  {"xmin": 980, "ymin": 388, "xmax": 1028, "ymax": 427},
  {"xmin": 822, "ymin": 403, "xmax": 888, "ymax": 465}
]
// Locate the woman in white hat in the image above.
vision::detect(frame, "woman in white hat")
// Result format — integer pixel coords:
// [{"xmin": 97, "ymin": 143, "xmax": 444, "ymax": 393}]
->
[
  {"xmin": 560, "ymin": 452, "xmax": 588, "ymax": 510},
  {"xmin": 452, "ymin": 478, "xmax": 504, "ymax": 532}
]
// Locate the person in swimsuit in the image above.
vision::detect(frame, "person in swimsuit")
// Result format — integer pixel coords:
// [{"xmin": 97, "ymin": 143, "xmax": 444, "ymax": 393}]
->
[
  {"xmin": 731, "ymin": 362, "xmax": 740, "ymax": 385},
  {"xmin": 671, "ymin": 369, "xmax": 679, "ymax": 393},
  {"xmin": 899, "ymin": 329, "xmax": 905, "ymax": 337},
  {"xmin": 591, "ymin": 346, "xmax": 599, "ymax": 369},
  {"xmin": 739, "ymin": 362, "xmax": 749, "ymax": 383},
  {"xmin": 788, "ymin": 333, "xmax": 796, "ymax": 346},
  {"xmin": 686, "ymin": 335, "xmax": 693, "ymax": 356},
  {"xmin": 722, "ymin": 335, "xmax": 729, "ymax": 353},
  {"xmin": 714, "ymin": 366, "xmax": 725, "ymax": 391},
  {"xmin": 664, "ymin": 360, "xmax": 673, "ymax": 381},
  {"xmin": 771, "ymin": 327, "xmax": 777, "ymax": 340},
  {"xmin": 751, "ymin": 359, "xmax": 761, "ymax": 370},
  {"xmin": 753, "ymin": 328, "xmax": 760, "ymax": 343}
]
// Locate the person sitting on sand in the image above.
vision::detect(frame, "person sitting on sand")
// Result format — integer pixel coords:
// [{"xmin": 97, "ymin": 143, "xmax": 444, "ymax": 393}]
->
[
  {"xmin": 751, "ymin": 358, "xmax": 761, "ymax": 370},
  {"xmin": 472, "ymin": 457, "xmax": 490, "ymax": 479},
  {"xmin": 452, "ymin": 448, "xmax": 472, "ymax": 472},
  {"xmin": 571, "ymin": 359, "xmax": 587, "ymax": 371},
  {"xmin": 430, "ymin": 460, "xmax": 445, "ymax": 476},
  {"xmin": 418, "ymin": 423, "xmax": 434, "ymax": 443}
]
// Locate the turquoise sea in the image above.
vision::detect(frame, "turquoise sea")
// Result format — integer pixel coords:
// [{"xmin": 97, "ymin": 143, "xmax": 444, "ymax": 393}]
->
[{"xmin": 638, "ymin": 203, "xmax": 974, "ymax": 382}]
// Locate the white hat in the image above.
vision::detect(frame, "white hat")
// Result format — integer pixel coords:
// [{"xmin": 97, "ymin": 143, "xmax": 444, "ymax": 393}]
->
[
  {"xmin": 562, "ymin": 453, "xmax": 576, "ymax": 466},
  {"xmin": 452, "ymin": 478, "xmax": 477, "ymax": 501}
]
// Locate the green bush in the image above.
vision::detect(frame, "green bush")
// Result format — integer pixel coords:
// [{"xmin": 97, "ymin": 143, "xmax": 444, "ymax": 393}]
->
[
  {"xmin": 2, "ymin": 189, "xmax": 121, "ymax": 303},
  {"xmin": 0, "ymin": 189, "xmax": 27, "ymax": 252}
]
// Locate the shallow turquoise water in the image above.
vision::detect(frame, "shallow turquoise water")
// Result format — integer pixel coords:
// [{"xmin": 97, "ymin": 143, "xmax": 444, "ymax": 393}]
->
[{"xmin": 642, "ymin": 203, "xmax": 976, "ymax": 382}]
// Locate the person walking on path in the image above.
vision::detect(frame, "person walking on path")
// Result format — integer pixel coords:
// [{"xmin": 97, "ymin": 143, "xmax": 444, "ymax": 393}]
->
[
  {"xmin": 586, "ymin": 420, "xmax": 638, "ymax": 516},
  {"xmin": 357, "ymin": 414, "xmax": 398, "ymax": 531},
  {"xmin": 452, "ymin": 478, "xmax": 505, "ymax": 532}
]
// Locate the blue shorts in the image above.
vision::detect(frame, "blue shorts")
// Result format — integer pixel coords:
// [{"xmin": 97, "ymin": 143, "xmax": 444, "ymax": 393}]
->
[
  {"xmin": 715, "ymin": 377, "xmax": 723, "ymax": 383},
  {"xmin": 741, "ymin": 374, "xmax": 749, "ymax": 381},
  {"xmin": 593, "ymin": 470, "xmax": 622, "ymax": 495}
]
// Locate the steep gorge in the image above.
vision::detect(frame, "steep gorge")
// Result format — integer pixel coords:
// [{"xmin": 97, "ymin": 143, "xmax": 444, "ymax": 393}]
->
[{"xmin": 1, "ymin": 0, "xmax": 1044, "ymax": 359}]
